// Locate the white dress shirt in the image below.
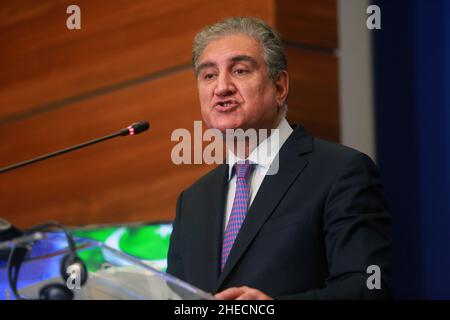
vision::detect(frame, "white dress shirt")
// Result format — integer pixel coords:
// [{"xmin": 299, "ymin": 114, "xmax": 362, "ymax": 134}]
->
[{"xmin": 223, "ymin": 117, "xmax": 293, "ymax": 231}]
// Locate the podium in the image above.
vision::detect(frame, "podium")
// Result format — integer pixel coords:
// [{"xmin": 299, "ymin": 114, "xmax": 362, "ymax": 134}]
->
[{"xmin": 0, "ymin": 231, "xmax": 214, "ymax": 300}]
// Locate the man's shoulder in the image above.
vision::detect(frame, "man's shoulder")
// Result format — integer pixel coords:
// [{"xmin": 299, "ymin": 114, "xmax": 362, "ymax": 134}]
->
[
  {"xmin": 307, "ymin": 136, "xmax": 378, "ymax": 175},
  {"xmin": 289, "ymin": 124, "xmax": 370, "ymax": 164},
  {"xmin": 313, "ymin": 137, "xmax": 362, "ymax": 160},
  {"xmin": 286, "ymin": 124, "xmax": 377, "ymax": 176}
]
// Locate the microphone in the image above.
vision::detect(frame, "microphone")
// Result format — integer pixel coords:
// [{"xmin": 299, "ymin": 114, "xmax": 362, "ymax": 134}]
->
[
  {"xmin": 0, "ymin": 121, "xmax": 150, "ymax": 174},
  {"xmin": 118, "ymin": 121, "xmax": 150, "ymax": 136}
]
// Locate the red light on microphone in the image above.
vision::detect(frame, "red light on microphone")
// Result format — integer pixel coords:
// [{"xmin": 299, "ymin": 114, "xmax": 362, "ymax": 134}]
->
[{"xmin": 128, "ymin": 126, "xmax": 135, "ymax": 135}]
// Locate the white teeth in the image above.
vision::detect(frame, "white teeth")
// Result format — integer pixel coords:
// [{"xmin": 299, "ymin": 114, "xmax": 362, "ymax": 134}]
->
[{"xmin": 218, "ymin": 101, "xmax": 235, "ymax": 107}]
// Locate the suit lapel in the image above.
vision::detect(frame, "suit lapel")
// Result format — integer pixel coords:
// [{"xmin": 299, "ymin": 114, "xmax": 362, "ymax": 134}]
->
[{"xmin": 215, "ymin": 125, "xmax": 313, "ymax": 290}]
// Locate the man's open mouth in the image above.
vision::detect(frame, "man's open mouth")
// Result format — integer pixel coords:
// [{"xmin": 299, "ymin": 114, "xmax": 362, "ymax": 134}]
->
[{"xmin": 214, "ymin": 100, "xmax": 239, "ymax": 111}]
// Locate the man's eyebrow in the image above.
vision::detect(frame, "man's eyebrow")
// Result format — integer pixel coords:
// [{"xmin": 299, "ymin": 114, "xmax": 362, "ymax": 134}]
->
[
  {"xmin": 196, "ymin": 62, "xmax": 217, "ymax": 76},
  {"xmin": 229, "ymin": 55, "xmax": 257, "ymax": 67}
]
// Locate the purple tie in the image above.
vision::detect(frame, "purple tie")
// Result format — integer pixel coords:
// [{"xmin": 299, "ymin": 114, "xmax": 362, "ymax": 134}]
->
[{"xmin": 221, "ymin": 160, "xmax": 254, "ymax": 271}]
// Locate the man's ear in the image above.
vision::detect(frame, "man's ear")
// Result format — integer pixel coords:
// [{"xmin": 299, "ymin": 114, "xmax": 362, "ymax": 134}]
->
[{"xmin": 275, "ymin": 70, "xmax": 289, "ymax": 109}]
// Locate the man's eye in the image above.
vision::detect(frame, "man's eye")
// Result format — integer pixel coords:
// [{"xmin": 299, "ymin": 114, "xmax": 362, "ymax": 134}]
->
[
  {"xmin": 204, "ymin": 73, "xmax": 216, "ymax": 80},
  {"xmin": 234, "ymin": 69, "xmax": 249, "ymax": 75}
]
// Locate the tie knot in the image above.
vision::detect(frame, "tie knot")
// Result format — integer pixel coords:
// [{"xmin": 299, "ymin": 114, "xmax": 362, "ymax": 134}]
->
[{"xmin": 234, "ymin": 160, "xmax": 254, "ymax": 179}]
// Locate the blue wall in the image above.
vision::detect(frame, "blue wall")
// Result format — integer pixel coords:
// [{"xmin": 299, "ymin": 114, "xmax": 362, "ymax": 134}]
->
[{"xmin": 373, "ymin": 0, "xmax": 450, "ymax": 299}]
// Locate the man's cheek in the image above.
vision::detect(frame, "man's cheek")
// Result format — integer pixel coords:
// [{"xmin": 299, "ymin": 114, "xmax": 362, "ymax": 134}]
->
[{"xmin": 199, "ymin": 96, "xmax": 210, "ymax": 111}]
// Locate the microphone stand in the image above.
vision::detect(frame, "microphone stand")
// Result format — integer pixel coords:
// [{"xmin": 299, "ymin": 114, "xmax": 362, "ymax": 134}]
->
[{"xmin": 0, "ymin": 121, "xmax": 149, "ymax": 174}]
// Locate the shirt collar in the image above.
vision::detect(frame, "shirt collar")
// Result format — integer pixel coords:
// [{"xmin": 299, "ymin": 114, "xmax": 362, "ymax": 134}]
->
[{"xmin": 227, "ymin": 117, "xmax": 293, "ymax": 180}]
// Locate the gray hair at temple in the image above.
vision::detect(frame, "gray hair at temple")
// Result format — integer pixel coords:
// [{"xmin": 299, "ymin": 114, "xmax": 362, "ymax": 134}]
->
[{"xmin": 192, "ymin": 17, "xmax": 287, "ymax": 82}]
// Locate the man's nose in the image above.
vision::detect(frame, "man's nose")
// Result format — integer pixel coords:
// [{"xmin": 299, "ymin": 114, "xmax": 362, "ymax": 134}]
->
[{"xmin": 214, "ymin": 73, "xmax": 236, "ymax": 96}]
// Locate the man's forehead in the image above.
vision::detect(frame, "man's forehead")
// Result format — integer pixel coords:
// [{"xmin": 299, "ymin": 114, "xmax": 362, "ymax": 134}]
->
[{"xmin": 199, "ymin": 34, "xmax": 262, "ymax": 64}]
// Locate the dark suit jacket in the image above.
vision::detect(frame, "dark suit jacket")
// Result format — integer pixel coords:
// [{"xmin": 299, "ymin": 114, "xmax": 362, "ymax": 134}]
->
[{"xmin": 167, "ymin": 124, "xmax": 392, "ymax": 299}]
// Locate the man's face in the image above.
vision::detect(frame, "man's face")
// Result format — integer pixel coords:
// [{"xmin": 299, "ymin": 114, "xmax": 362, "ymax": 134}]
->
[{"xmin": 196, "ymin": 34, "xmax": 287, "ymax": 133}]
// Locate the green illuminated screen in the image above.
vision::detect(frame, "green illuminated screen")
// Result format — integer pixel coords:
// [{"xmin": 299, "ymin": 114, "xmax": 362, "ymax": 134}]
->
[{"xmin": 71, "ymin": 222, "xmax": 172, "ymax": 272}]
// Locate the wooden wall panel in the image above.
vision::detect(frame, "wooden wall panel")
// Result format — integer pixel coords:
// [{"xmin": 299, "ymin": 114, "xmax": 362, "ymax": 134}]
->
[
  {"xmin": 286, "ymin": 47, "xmax": 339, "ymax": 142},
  {"xmin": 275, "ymin": 0, "xmax": 339, "ymax": 142},
  {"xmin": 276, "ymin": 0, "xmax": 337, "ymax": 49},
  {"xmin": 0, "ymin": 70, "xmax": 212, "ymax": 228},
  {"xmin": 0, "ymin": 0, "xmax": 273, "ymax": 122}
]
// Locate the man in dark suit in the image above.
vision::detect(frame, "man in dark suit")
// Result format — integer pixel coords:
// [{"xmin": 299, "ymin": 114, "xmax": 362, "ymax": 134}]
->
[{"xmin": 167, "ymin": 17, "xmax": 391, "ymax": 299}]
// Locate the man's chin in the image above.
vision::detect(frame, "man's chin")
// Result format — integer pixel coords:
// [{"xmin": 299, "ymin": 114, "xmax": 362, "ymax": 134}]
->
[
  {"xmin": 215, "ymin": 125, "xmax": 245, "ymax": 135},
  {"xmin": 208, "ymin": 120, "xmax": 245, "ymax": 133}
]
